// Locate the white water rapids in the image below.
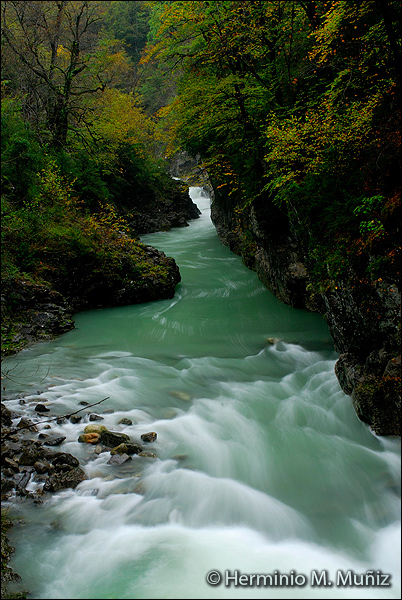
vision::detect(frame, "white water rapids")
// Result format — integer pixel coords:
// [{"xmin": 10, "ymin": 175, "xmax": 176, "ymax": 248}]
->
[{"xmin": 2, "ymin": 187, "xmax": 400, "ymax": 599}]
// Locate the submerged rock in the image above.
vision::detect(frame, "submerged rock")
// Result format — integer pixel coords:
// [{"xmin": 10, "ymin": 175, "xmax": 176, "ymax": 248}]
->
[
  {"xmin": 169, "ymin": 391, "xmax": 192, "ymax": 402},
  {"xmin": 139, "ymin": 451, "xmax": 157, "ymax": 459},
  {"xmin": 140, "ymin": 432, "xmax": 157, "ymax": 443},
  {"xmin": 107, "ymin": 453, "xmax": 132, "ymax": 466},
  {"xmin": 266, "ymin": 337, "xmax": 281, "ymax": 345}
]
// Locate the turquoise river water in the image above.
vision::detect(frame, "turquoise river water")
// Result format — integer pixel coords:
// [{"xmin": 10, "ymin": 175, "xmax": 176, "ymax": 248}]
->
[{"xmin": 2, "ymin": 188, "xmax": 401, "ymax": 599}]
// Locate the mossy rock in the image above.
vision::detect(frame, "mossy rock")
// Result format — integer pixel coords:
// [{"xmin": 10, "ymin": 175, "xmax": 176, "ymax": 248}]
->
[{"xmin": 83, "ymin": 424, "xmax": 107, "ymax": 434}]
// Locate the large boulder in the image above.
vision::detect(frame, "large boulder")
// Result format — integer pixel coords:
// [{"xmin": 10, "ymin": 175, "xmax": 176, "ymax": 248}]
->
[
  {"xmin": 44, "ymin": 467, "xmax": 87, "ymax": 492},
  {"xmin": 99, "ymin": 430, "xmax": 131, "ymax": 448}
]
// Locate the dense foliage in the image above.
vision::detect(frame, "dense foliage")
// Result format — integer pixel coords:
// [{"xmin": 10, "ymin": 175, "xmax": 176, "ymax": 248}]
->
[
  {"xmin": 1, "ymin": 0, "xmax": 400, "ymax": 363},
  {"xmin": 144, "ymin": 0, "xmax": 401, "ymax": 288},
  {"xmin": 0, "ymin": 1, "xmax": 186, "ymax": 355}
]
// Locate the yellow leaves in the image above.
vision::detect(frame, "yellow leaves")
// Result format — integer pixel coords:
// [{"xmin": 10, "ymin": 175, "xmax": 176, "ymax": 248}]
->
[
  {"xmin": 56, "ymin": 45, "xmax": 70, "ymax": 59},
  {"xmin": 85, "ymin": 88, "xmax": 155, "ymax": 163}
]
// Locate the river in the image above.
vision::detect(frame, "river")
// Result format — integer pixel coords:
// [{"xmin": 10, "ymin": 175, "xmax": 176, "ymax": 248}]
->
[{"xmin": 3, "ymin": 187, "xmax": 401, "ymax": 599}]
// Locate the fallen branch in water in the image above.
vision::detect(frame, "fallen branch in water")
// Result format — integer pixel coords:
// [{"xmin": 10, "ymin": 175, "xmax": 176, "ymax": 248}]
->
[{"xmin": 5, "ymin": 397, "xmax": 110, "ymax": 436}]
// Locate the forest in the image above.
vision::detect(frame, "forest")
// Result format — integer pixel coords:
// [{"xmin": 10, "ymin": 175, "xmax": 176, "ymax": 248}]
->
[
  {"xmin": 1, "ymin": 2, "xmax": 401, "ymax": 599},
  {"xmin": 2, "ymin": 0, "xmax": 400, "ymax": 430}
]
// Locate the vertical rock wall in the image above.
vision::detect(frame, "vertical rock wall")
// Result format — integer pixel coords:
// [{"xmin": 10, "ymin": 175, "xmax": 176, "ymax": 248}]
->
[{"xmin": 210, "ymin": 185, "xmax": 401, "ymax": 437}]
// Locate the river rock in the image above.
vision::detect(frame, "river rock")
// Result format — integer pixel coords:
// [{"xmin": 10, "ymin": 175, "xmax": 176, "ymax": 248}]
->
[
  {"xmin": 44, "ymin": 436, "xmax": 66, "ymax": 446},
  {"xmin": 34, "ymin": 460, "xmax": 51, "ymax": 474},
  {"xmin": 78, "ymin": 433, "xmax": 100, "ymax": 444},
  {"xmin": 69, "ymin": 415, "xmax": 82, "ymax": 424},
  {"xmin": 110, "ymin": 443, "xmax": 142, "ymax": 456},
  {"xmin": 83, "ymin": 424, "xmax": 107, "ymax": 434},
  {"xmin": 140, "ymin": 432, "xmax": 157, "ymax": 443},
  {"xmin": 50, "ymin": 453, "xmax": 79, "ymax": 468},
  {"xmin": 118, "ymin": 418, "xmax": 133, "ymax": 426},
  {"xmin": 107, "ymin": 453, "xmax": 132, "ymax": 466},
  {"xmin": 1, "ymin": 404, "xmax": 12, "ymax": 426},
  {"xmin": 35, "ymin": 404, "xmax": 50, "ymax": 412},
  {"xmin": 19, "ymin": 444, "xmax": 46, "ymax": 466},
  {"xmin": 1, "ymin": 476, "xmax": 15, "ymax": 495},
  {"xmin": 139, "ymin": 451, "xmax": 157, "ymax": 459},
  {"xmin": 3, "ymin": 458, "xmax": 19, "ymax": 472},
  {"xmin": 89, "ymin": 413, "xmax": 104, "ymax": 421},
  {"xmin": 14, "ymin": 470, "xmax": 32, "ymax": 491},
  {"xmin": 173, "ymin": 454, "xmax": 189, "ymax": 461},
  {"xmin": 99, "ymin": 430, "xmax": 130, "ymax": 448},
  {"xmin": 17, "ymin": 417, "xmax": 37, "ymax": 431},
  {"xmin": 134, "ymin": 481, "xmax": 146, "ymax": 495},
  {"xmin": 169, "ymin": 391, "xmax": 192, "ymax": 401},
  {"xmin": 44, "ymin": 467, "xmax": 87, "ymax": 492}
]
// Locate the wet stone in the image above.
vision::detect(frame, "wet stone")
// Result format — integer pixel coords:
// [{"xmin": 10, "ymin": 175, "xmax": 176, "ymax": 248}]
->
[
  {"xmin": 3, "ymin": 458, "xmax": 19, "ymax": 471},
  {"xmin": 35, "ymin": 404, "xmax": 50, "ymax": 413},
  {"xmin": 50, "ymin": 453, "xmax": 79, "ymax": 468},
  {"xmin": 78, "ymin": 433, "xmax": 100, "ymax": 444},
  {"xmin": 110, "ymin": 443, "xmax": 142, "ymax": 456},
  {"xmin": 69, "ymin": 415, "xmax": 82, "ymax": 424},
  {"xmin": 99, "ymin": 430, "xmax": 130, "ymax": 448},
  {"xmin": 139, "ymin": 451, "xmax": 157, "ymax": 459},
  {"xmin": 44, "ymin": 436, "xmax": 66, "ymax": 446},
  {"xmin": 19, "ymin": 445, "xmax": 46, "ymax": 466},
  {"xmin": 118, "ymin": 418, "xmax": 133, "ymax": 426},
  {"xmin": 107, "ymin": 453, "xmax": 132, "ymax": 466},
  {"xmin": 34, "ymin": 460, "xmax": 51, "ymax": 474},
  {"xmin": 17, "ymin": 418, "xmax": 37, "ymax": 431},
  {"xmin": 14, "ymin": 471, "xmax": 31, "ymax": 490},
  {"xmin": 84, "ymin": 424, "xmax": 107, "ymax": 434},
  {"xmin": 1, "ymin": 404, "xmax": 12, "ymax": 426},
  {"xmin": 44, "ymin": 467, "xmax": 87, "ymax": 492},
  {"xmin": 140, "ymin": 432, "xmax": 157, "ymax": 443},
  {"xmin": 89, "ymin": 414, "xmax": 104, "ymax": 422}
]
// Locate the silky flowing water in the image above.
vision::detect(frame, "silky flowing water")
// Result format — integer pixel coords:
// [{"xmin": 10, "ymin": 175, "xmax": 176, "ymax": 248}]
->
[{"xmin": 3, "ymin": 188, "xmax": 400, "ymax": 599}]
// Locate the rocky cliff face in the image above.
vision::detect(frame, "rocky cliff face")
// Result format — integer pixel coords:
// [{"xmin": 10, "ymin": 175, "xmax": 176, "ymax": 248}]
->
[
  {"xmin": 210, "ymin": 186, "xmax": 401, "ymax": 437},
  {"xmin": 128, "ymin": 178, "xmax": 201, "ymax": 235}
]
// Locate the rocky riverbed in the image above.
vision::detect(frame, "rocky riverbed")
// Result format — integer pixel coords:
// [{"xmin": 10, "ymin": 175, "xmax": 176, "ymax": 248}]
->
[{"xmin": 1, "ymin": 399, "xmax": 159, "ymax": 598}]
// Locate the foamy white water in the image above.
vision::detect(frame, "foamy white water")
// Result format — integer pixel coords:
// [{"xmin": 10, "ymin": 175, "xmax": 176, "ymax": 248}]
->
[{"xmin": 3, "ymin": 188, "xmax": 400, "ymax": 599}]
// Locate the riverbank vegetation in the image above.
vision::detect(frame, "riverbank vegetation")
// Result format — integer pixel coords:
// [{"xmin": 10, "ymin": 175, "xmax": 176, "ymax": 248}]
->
[
  {"xmin": 1, "ymin": 1, "xmax": 189, "ymax": 357},
  {"xmin": 1, "ymin": 1, "xmax": 400, "ymax": 432},
  {"xmin": 142, "ymin": 0, "xmax": 400, "ymax": 435},
  {"xmin": 144, "ymin": 0, "xmax": 400, "ymax": 288}
]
